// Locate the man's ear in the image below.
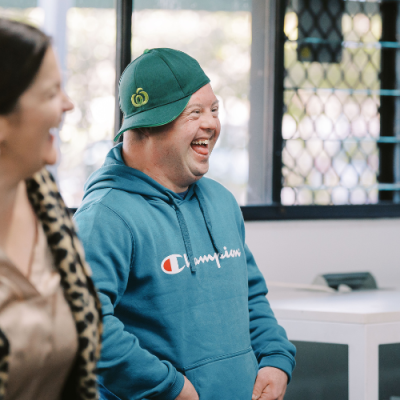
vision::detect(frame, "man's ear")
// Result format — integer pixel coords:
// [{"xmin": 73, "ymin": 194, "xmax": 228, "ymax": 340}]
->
[
  {"xmin": 138, "ymin": 128, "xmax": 151, "ymax": 138},
  {"xmin": 123, "ymin": 128, "xmax": 149, "ymax": 143}
]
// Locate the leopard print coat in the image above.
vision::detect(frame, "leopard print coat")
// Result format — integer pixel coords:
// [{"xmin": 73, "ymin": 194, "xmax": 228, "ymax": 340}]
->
[{"xmin": 0, "ymin": 168, "xmax": 102, "ymax": 400}]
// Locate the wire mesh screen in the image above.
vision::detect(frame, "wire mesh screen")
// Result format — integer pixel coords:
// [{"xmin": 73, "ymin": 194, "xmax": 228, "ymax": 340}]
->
[{"xmin": 281, "ymin": 0, "xmax": 385, "ymax": 205}]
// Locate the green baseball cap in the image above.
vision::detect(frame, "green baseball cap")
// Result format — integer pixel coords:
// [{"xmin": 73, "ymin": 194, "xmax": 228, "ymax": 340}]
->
[{"xmin": 115, "ymin": 48, "xmax": 210, "ymax": 141}]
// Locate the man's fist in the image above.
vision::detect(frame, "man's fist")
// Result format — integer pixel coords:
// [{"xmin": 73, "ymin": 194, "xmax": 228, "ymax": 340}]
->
[
  {"xmin": 175, "ymin": 376, "xmax": 199, "ymax": 400},
  {"xmin": 252, "ymin": 366, "xmax": 288, "ymax": 400}
]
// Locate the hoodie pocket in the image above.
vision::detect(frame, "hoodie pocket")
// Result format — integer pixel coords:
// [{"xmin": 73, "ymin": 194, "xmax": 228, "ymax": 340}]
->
[{"xmin": 184, "ymin": 347, "xmax": 258, "ymax": 400}]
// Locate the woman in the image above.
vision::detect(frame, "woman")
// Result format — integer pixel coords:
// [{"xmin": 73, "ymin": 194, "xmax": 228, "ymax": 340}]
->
[{"xmin": 0, "ymin": 18, "xmax": 102, "ymax": 400}]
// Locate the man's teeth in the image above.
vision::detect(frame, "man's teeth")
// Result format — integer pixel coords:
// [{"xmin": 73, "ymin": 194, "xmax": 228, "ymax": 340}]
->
[{"xmin": 191, "ymin": 140, "xmax": 209, "ymax": 145}]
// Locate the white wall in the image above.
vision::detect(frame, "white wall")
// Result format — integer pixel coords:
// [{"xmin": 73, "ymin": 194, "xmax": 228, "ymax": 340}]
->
[{"xmin": 245, "ymin": 218, "xmax": 400, "ymax": 289}]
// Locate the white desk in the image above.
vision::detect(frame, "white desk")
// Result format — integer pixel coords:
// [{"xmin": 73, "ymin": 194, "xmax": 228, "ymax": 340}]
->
[{"xmin": 268, "ymin": 289, "xmax": 400, "ymax": 400}]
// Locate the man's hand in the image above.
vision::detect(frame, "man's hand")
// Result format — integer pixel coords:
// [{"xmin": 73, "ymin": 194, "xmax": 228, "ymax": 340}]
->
[
  {"xmin": 175, "ymin": 376, "xmax": 199, "ymax": 400},
  {"xmin": 252, "ymin": 366, "xmax": 288, "ymax": 400}
]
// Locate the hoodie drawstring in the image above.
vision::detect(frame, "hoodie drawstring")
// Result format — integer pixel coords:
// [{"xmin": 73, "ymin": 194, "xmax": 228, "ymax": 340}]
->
[
  {"xmin": 167, "ymin": 193, "xmax": 197, "ymax": 273},
  {"xmin": 194, "ymin": 186, "xmax": 224, "ymax": 256},
  {"xmin": 167, "ymin": 186, "xmax": 223, "ymax": 274}
]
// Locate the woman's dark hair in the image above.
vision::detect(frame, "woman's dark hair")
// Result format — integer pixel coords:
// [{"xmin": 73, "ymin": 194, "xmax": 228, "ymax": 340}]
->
[{"xmin": 0, "ymin": 18, "xmax": 51, "ymax": 115}]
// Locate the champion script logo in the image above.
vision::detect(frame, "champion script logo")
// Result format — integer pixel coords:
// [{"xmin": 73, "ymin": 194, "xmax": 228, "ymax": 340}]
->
[{"xmin": 161, "ymin": 247, "xmax": 242, "ymax": 275}]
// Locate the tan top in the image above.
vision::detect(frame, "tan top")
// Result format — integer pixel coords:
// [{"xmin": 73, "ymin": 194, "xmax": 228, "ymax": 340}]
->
[{"xmin": 0, "ymin": 222, "xmax": 78, "ymax": 400}]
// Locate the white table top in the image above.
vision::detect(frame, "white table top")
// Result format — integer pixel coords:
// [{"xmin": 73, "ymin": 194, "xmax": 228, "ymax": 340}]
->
[{"xmin": 267, "ymin": 289, "xmax": 400, "ymax": 324}]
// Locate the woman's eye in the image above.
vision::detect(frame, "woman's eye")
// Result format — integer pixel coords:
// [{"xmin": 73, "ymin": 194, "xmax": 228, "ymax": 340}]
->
[
  {"xmin": 48, "ymin": 90, "xmax": 59, "ymax": 99},
  {"xmin": 48, "ymin": 84, "xmax": 61, "ymax": 99}
]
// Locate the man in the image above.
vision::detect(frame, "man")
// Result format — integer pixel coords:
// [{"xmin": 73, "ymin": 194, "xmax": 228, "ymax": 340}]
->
[{"xmin": 75, "ymin": 48, "xmax": 296, "ymax": 400}]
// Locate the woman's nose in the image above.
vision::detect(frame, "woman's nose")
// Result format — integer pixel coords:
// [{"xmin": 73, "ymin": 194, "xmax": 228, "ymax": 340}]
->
[{"xmin": 62, "ymin": 91, "xmax": 74, "ymax": 112}]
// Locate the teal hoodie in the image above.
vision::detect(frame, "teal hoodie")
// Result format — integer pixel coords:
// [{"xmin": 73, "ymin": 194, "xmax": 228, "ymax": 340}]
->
[{"xmin": 74, "ymin": 144, "xmax": 296, "ymax": 400}]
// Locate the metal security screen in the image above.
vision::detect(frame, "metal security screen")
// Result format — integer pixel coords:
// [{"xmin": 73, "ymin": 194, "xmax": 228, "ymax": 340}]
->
[{"xmin": 281, "ymin": 0, "xmax": 400, "ymax": 206}]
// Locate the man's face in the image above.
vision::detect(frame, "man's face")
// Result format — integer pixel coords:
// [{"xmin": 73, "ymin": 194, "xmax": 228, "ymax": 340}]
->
[{"xmin": 147, "ymin": 83, "xmax": 220, "ymax": 191}]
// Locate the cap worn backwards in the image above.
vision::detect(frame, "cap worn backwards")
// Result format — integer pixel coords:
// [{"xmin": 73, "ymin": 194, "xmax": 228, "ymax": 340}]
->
[{"xmin": 115, "ymin": 48, "xmax": 210, "ymax": 142}]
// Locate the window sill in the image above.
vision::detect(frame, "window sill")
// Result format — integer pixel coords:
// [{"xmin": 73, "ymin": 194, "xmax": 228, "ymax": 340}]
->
[{"xmin": 241, "ymin": 203, "xmax": 400, "ymax": 221}]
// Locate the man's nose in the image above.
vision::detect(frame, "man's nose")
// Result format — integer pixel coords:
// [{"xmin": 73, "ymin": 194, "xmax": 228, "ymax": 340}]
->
[{"xmin": 200, "ymin": 111, "xmax": 217, "ymax": 131}]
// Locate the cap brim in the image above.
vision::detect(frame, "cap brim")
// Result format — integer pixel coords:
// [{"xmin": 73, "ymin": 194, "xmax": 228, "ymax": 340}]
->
[{"xmin": 114, "ymin": 95, "xmax": 191, "ymax": 142}]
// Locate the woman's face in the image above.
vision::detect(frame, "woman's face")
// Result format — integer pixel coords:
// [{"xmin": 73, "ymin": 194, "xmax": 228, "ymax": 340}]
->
[{"xmin": 0, "ymin": 47, "xmax": 73, "ymax": 178}]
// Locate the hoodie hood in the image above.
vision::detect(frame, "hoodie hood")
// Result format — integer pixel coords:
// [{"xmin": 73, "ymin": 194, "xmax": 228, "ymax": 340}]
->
[
  {"xmin": 83, "ymin": 143, "xmax": 222, "ymax": 272},
  {"xmin": 83, "ymin": 143, "xmax": 192, "ymax": 203}
]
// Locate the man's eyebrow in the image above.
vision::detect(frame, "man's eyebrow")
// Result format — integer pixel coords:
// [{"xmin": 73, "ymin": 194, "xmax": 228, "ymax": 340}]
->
[
  {"xmin": 186, "ymin": 104, "xmax": 202, "ymax": 109},
  {"xmin": 186, "ymin": 100, "xmax": 219, "ymax": 110}
]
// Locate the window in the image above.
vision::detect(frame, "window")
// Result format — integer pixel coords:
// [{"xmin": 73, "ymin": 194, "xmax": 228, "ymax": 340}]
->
[
  {"xmin": 123, "ymin": 0, "xmax": 400, "ymax": 218},
  {"xmin": 59, "ymin": 4, "xmax": 116, "ymax": 206},
  {"xmin": 244, "ymin": 0, "xmax": 400, "ymax": 219},
  {"xmin": 282, "ymin": 0, "xmax": 383, "ymax": 206},
  {"xmin": 0, "ymin": 2, "xmax": 44, "ymax": 31}
]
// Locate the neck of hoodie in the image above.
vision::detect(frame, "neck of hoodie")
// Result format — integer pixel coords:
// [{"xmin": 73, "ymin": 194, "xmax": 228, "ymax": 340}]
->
[{"xmin": 84, "ymin": 144, "xmax": 223, "ymax": 274}]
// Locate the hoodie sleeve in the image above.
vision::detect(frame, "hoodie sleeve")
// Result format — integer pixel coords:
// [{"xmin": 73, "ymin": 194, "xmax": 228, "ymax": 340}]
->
[
  {"xmin": 74, "ymin": 202, "xmax": 185, "ymax": 400},
  {"xmin": 232, "ymin": 204, "xmax": 296, "ymax": 382},
  {"xmin": 245, "ymin": 243, "xmax": 296, "ymax": 382}
]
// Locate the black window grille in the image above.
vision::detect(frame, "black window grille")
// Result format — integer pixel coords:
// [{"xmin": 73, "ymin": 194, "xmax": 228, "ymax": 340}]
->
[{"xmin": 280, "ymin": 0, "xmax": 400, "ymax": 206}]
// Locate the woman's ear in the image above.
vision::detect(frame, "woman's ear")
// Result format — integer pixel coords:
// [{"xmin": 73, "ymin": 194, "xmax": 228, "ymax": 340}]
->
[
  {"xmin": 0, "ymin": 112, "xmax": 16, "ymax": 143},
  {"xmin": 0, "ymin": 115, "xmax": 8, "ymax": 142}
]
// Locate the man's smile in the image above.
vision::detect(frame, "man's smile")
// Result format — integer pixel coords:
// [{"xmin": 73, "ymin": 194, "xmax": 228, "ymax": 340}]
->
[
  {"xmin": 191, "ymin": 139, "xmax": 209, "ymax": 145},
  {"xmin": 191, "ymin": 138, "xmax": 211, "ymax": 156}
]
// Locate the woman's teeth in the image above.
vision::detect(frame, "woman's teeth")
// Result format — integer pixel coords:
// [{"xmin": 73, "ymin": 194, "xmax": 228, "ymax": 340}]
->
[{"xmin": 191, "ymin": 140, "xmax": 209, "ymax": 145}]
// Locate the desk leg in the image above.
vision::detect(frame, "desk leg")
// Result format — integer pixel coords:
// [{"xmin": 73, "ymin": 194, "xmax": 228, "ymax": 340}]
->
[{"xmin": 348, "ymin": 325, "xmax": 379, "ymax": 400}]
